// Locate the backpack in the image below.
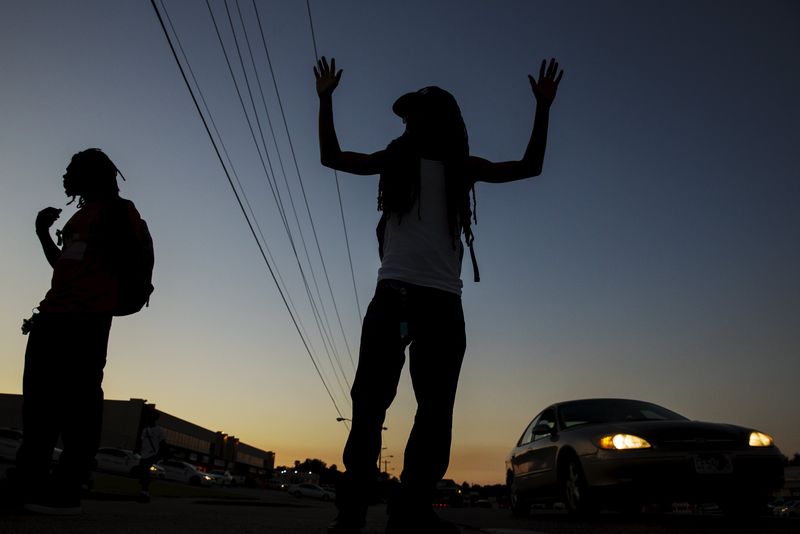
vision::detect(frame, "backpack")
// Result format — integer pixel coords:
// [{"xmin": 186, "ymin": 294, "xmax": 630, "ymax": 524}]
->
[{"xmin": 110, "ymin": 199, "xmax": 155, "ymax": 316}]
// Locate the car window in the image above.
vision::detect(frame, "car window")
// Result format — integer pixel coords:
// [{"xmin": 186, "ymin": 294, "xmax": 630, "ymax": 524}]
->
[
  {"xmin": 531, "ymin": 409, "xmax": 556, "ymax": 441},
  {"xmin": 517, "ymin": 412, "xmax": 542, "ymax": 446},
  {"xmin": 559, "ymin": 399, "xmax": 688, "ymax": 428},
  {"xmin": 518, "ymin": 409, "xmax": 557, "ymax": 445}
]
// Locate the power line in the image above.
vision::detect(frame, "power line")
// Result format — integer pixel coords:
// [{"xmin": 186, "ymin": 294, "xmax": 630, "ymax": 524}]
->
[
  {"xmin": 305, "ymin": 0, "xmax": 320, "ymax": 61},
  {"xmin": 215, "ymin": 0, "xmax": 351, "ymax": 400},
  {"xmin": 233, "ymin": 0, "xmax": 353, "ymax": 385},
  {"xmin": 252, "ymin": 0, "xmax": 362, "ymax": 363},
  {"xmin": 303, "ymin": 0, "xmax": 364, "ymax": 327},
  {"xmin": 205, "ymin": 0, "xmax": 289, "ymax": 238},
  {"xmin": 203, "ymin": 0, "xmax": 350, "ymax": 404},
  {"xmin": 151, "ymin": 0, "xmax": 347, "ymax": 422},
  {"xmin": 158, "ymin": 0, "xmax": 318, "ymax": 367},
  {"xmin": 334, "ymin": 170, "xmax": 362, "ymax": 324}
]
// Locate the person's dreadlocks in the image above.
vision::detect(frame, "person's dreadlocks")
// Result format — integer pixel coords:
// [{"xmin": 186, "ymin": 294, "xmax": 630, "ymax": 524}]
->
[
  {"xmin": 377, "ymin": 102, "xmax": 478, "ymax": 252},
  {"xmin": 66, "ymin": 148, "xmax": 122, "ymax": 208}
]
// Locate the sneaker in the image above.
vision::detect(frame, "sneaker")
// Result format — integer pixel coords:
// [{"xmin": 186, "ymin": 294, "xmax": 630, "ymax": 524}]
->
[{"xmin": 137, "ymin": 491, "xmax": 151, "ymax": 503}]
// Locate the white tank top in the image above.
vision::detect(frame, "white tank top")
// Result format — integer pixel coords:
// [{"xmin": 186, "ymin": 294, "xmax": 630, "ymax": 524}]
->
[{"xmin": 377, "ymin": 159, "xmax": 463, "ymax": 295}]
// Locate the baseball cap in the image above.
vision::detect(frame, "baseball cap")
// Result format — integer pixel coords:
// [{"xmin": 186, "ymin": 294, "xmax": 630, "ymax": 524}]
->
[{"xmin": 392, "ymin": 86, "xmax": 460, "ymax": 119}]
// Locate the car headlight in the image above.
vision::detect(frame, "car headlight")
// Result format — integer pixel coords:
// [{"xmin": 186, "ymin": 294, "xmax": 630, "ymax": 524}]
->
[
  {"xmin": 149, "ymin": 465, "xmax": 158, "ymax": 472},
  {"xmin": 598, "ymin": 433, "xmax": 652, "ymax": 450},
  {"xmin": 748, "ymin": 431, "xmax": 774, "ymax": 447}
]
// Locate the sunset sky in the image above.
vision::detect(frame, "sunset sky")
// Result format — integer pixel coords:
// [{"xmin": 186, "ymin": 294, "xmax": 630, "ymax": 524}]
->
[{"xmin": 1, "ymin": 0, "xmax": 798, "ymax": 485}]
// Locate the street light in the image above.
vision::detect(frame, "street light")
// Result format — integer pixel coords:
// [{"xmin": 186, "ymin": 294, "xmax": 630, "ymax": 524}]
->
[{"xmin": 382, "ymin": 455, "xmax": 394, "ymax": 474}]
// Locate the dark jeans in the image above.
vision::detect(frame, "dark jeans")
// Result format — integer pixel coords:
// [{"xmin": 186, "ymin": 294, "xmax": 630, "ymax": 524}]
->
[
  {"xmin": 338, "ymin": 279, "xmax": 466, "ymax": 521},
  {"xmin": 16, "ymin": 312, "xmax": 112, "ymax": 495}
]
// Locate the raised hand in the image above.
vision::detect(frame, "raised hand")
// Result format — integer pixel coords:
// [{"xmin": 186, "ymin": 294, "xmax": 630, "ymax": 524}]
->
[
  {"xmin": 36, "ymin": 207, "xmax": 61, "ymax": 235},
  {"xmin": 528, "ymin": 58, "xmax": 564, "ymax": 107},
  {"xmin": 314, "ymin": 56, "xmax": 342, "ymax": 97}
]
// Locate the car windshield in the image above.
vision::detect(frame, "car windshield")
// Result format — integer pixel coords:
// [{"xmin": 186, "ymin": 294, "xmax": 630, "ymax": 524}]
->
[{"xmin": 559, "ymin": 399, "xmax": 688, "ymax": 429}]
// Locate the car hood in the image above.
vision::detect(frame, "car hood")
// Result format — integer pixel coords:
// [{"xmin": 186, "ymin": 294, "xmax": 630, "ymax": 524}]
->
[{"xmin": 595, "ymin": 420, "xmax": 754, "ymax": 450}]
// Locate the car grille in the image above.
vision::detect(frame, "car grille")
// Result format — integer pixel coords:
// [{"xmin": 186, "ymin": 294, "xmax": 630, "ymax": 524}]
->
[{"xmin": 657, "ymin": 438, "xmax": 741, "ymax": 451}]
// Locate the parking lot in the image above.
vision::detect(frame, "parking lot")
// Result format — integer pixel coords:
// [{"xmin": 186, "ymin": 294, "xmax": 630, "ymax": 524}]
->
[{"xmin": 1, "ymin": 465, "xmax": 798, "ymax": 534}]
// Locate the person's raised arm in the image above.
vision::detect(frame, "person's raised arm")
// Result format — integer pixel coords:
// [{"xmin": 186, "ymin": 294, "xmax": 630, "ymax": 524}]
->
[
  {"xmin": 314, "ymin": 56, "xmax": 385, "ymax": 176},
  {"xmin": 470, "ymin": 58, "xmax": 564, "ymax": 184},
  {"xmin": 35, "ymin": 207, "xmax": 62, "ymax": 268}
]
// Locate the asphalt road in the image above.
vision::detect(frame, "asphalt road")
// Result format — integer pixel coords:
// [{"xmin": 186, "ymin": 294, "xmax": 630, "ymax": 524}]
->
[
  {"xmin": 0, "ymin": 472, "xmax": 797, "ymax": 534},
  {"xmin": 443, "ymin": 506, "xmax": 799, "ymax": 534}
]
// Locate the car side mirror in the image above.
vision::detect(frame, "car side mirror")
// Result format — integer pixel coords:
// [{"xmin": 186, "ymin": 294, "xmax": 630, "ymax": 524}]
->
[{"xmin": 533, "ymin": 422, "xmax": 554, "ymax": 436}]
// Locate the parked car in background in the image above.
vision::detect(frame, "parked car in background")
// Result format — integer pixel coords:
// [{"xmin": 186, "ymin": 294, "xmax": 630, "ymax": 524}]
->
[
  {"xmin": 434, "ymin": 479, "xmax": 464, "ymax": 507},
  {"xmin": 506, "ymin": 398, "xmax": 785, "ymax": 516},
  {"xmin": 0, "ymin": 429, "xmax": 64, "ymax": 466},
  {"xmin": 473, "ymin": 497, "xmax": 493, "ymax": 508},
  {"xmin": 0, "ymin": 428, "xmax": 23, "ymax": 461},
  {"xmin": 208, "ymin": 469, "xmax": 233, "ymax": 486},
  {"xmin": 94, "ymin": 447, "xmax": 141, "ymax": 475},
  {"xmin": 158, "ymin": 459, "xmax": 213, "ymax": 486},
  {"xmin": 288, "ymin": 483, "xmax": 335, "ymax": 501}
]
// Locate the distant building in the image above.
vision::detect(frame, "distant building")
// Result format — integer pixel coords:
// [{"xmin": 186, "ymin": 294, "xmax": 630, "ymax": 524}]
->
[{"xmin": 0, "ymin": 393, "xmax": 274, "ymax": 485}]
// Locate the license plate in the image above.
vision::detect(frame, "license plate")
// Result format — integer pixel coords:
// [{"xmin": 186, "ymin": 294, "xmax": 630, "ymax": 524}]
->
[{"xmin": 693, "ymin": 454, "xmax": 733, "ymax": 474}]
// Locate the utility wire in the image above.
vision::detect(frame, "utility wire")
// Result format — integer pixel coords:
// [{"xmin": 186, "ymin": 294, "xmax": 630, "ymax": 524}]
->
[
  {"xmin": 232, "ymin": 0, "xmax": 351, "ymax": 388},
  {"xmin": 205, "ymin": 0, "xmax": 289, "ymax": 240},
  {"xmin": 217, "ymin": 0, "xmax": 350, "ymax": 400},
  {"xmin": 305, "ymin": 0, "xmax": 320, "ymax": 61},
  {"xmin": 158, "ymin": 0, "xmax": 317, "ymax": 365},
  {"xmin": 304, "ymin": 0, "xmax": 364, "ymax": 327},
  {"xmin": 151, "ymin": 0, "xmax": 347, "ymax": 423},
  {"xmin": 251, "ymin": 0, "xmax": 360, "ymax": 371}
]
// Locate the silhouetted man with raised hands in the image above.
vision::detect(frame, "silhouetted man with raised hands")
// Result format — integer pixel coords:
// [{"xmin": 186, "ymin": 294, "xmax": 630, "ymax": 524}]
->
[
  {"xmin": 315, "ymin": 56, "xmax": 563, "ymax": 533},
  {"xmin": 16, "ymin": 148, "xmax": 152, "ymax": 515}
]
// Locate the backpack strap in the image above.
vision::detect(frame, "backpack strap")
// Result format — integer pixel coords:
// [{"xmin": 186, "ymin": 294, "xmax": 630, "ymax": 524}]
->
[{"xmin": 466, "ymin": 233, "xmax": 480, "ymax": 283}]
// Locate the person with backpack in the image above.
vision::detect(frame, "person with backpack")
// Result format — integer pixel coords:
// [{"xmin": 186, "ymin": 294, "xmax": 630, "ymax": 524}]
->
[
  {"xmin": 314, "ymin": 57, "xmax": 563, "ymax": 534},
  {"xmin": 16, "ymin": 148, "xmax": 154, "ymax": 515}
]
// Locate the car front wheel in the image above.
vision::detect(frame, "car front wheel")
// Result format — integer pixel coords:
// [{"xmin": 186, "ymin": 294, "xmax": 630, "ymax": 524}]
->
[{"xmin": 560, "ymin": 456, "xmax": 597, "ymax": 514}]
